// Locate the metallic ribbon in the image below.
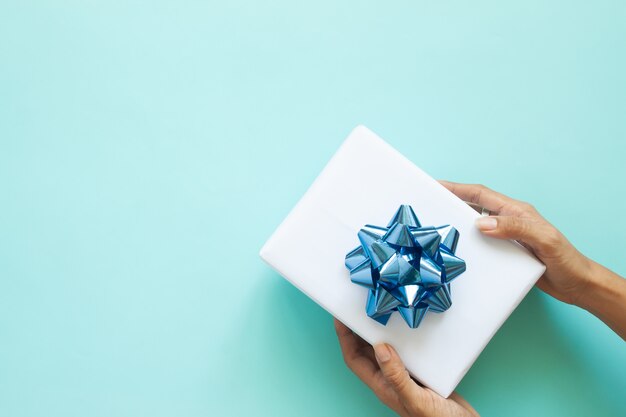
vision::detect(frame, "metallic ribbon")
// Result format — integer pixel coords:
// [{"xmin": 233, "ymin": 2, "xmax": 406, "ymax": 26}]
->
[{"xmin": 345, "ymin": 205, "xmax": 466, "ymax": 328}]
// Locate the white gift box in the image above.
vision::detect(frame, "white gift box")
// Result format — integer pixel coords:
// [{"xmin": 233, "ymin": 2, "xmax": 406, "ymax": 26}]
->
[{"xmin": 260, "ymin": 125, "xmax": 545, "ymax": 397}]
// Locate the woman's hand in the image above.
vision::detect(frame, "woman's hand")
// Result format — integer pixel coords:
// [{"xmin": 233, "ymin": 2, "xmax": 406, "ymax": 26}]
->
[
  {"xmin": 334, "ymin": 319, "xmax": 479, "ymax": 417},
  {"xmin": 441, "ymin": 181, "xmax": 626, "ymax": 339},
  {"xmin": 439, "ymin": 181, "xmax": 592, "ymax": 305}
]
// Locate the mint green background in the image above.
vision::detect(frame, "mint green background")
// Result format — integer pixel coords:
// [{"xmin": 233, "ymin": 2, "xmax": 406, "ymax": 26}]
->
[{"xmin": 1, "ymin": 1, "xmax": 625, "ymax": 416}]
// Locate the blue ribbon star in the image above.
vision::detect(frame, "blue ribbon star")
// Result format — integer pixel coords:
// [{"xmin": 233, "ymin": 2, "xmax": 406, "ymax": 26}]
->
[{"xmin": 345, "ymin": 205, "xmax": 467, "ymax": 328}]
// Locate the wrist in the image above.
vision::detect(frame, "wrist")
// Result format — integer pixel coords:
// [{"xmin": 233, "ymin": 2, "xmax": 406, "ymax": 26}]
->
[
  {"xmin": 571, "ymin": 259, "xmax": 596, "ymax": 309},
  {"xmin": 574, "ymin": 259, "xmax": 625, "ymax": 311},
  {"xmin": 574, "ymin": 260, "xmax": 626, "ymax": 340},
  {"xmin": 561, "ymin": 253, "xmax": 595, "ymax": 307}
]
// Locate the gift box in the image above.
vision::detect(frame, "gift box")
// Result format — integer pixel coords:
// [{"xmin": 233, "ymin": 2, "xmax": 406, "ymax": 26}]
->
[{"xmin": 260, "ymin": 125, "xmax": 546, "ymax": 397}]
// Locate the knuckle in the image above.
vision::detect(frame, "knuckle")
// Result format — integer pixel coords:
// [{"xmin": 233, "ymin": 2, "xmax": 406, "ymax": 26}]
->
[
  {"xmin": 513, "ymin": 216, "xmax": 526, "ymax": 229},
  {"xmin": 507, "ymin": 217, "xmax": 529, "ymax": 236},
  {"xmin": 517, "ymin": 218, "xmax": 532, "ymax": 236},
  {"xmin": 475, "ymin": 183, "xmax": 489, "ymax": 195},
  {"xmin": 521, "ymin": 202, "xmax": 536, "ymax": 213},
  {"xmin": 542, "ymin": 227, "xmax": 562, "ymax": 248},
  {"xmin": 513, "ymin": 201, "xmax": 532, "ymax": 214},
  {"xmin": 386, "ymin": 368, "xmax": 410, "ymax": 390},
  {"xmin": 468, "ymin": 184, "xmax": 487, "ymax": 204}
]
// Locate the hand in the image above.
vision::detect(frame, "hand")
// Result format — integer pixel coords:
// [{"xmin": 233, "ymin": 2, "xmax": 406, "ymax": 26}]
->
[
  {"xmin": 440, "ymin": 181, "xmax": 626, "ymax": 340},
  {"xmin": 334, "ymin": 319, "xmax": 479, "ymax": 417},
  {"xmin": 439, "ymin": 181, "xmax": 592, "ymax": 305}
]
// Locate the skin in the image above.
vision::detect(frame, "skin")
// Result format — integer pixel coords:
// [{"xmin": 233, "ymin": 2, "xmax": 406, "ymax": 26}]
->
[{"xmin": 335, "ymin": 181, "xmax": 626, "ymax": 417}]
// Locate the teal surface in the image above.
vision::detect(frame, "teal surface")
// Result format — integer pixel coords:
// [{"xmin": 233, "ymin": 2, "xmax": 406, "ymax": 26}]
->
[{"xmin": 1, "ymin": 1, "xmax": 625, "ymax": 416}]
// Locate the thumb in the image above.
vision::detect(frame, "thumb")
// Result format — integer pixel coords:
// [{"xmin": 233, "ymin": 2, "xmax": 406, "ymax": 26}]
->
[
  {"xmin": 374, "ymin": 343, "xmax": 425, "ymax": 412},
  {"xmin": 475, "ymin": 215, "xmax": 555, "ymax": 253}
]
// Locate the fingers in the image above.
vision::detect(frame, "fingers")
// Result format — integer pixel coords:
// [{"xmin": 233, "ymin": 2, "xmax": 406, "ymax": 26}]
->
[
  {"xmin": 373, "ymin": 343, "xmax": 426, "ymax": 414},
  {"xmin": 439, "ymin": 181, "xmax": 515, "ymax": 214},
  {"xmin": 475, "ymin": 215, "xmax": 561, "ymax": 254},
  {"xmin": 334, "ymin": 321, "xmax": 411, "ymax": 415},
  {"xmin": 441, "ymin": 180, "xmax": 566, "ymax": 260},
  {"xmin": 334, "ymin": 320, "xmax": 379, "ymax": 387}
]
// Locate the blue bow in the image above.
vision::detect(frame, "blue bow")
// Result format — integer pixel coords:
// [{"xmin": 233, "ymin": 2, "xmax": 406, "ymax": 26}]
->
[{"xmin": 345, "ymin": 205, "xmax": 466, "ymax": 328}]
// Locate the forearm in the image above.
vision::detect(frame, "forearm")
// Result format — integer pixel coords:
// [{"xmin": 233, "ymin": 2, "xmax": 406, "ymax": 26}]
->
[{"xmin": 576, "ymin": 260, "xmax": 626, "ymax": 341}]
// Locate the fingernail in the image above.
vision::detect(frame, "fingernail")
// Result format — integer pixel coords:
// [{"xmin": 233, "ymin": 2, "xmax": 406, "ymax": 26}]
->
[
  {"xmin": 476, "ymin": 216, "xmax": 497, "ymax": 231},
  {"xmin": 374, "ymin": 343, "xmax": 391, "ymax": 363}
]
